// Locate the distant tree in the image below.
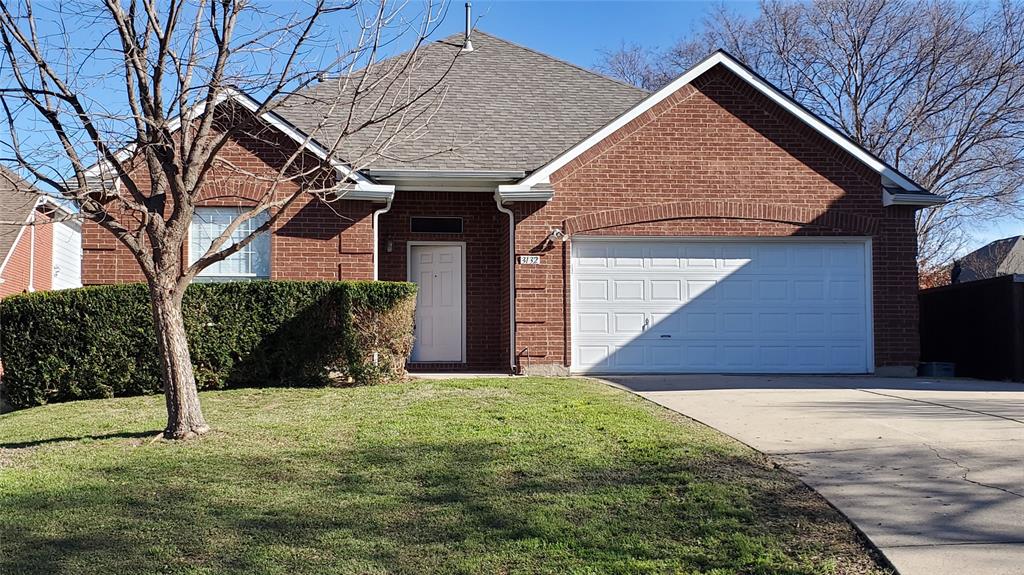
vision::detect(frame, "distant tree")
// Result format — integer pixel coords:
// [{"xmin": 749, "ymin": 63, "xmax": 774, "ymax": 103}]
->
[
  {"xmin": 0, "ymin": 0, "xmax": 452, "ymax": 438},
  {"xmin": 596, "ymin": 0, "xmax": 1024, "ymax": 274}
]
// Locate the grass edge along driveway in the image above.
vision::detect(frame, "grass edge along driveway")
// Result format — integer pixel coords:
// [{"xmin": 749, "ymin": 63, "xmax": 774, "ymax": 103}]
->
[{"xmin": 0, "ymin": 377, "xmax": 891, "ymax": 575}]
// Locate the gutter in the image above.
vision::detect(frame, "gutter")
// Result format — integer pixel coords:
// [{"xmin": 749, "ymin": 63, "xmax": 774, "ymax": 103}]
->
[
  {"xmin": 365, "ymin": 169, "xmax": 527, "ymax": 193},
  {"xmin": 882, "ymin": 188, "xmax": 944, "ymax": 207},
  {"xmin": 363, "ymin": 169, "xmax": 525, "ymax": 180},
  {"xmin": 495, "ymin": 183, "xmax": 555, "ymax": 203}
]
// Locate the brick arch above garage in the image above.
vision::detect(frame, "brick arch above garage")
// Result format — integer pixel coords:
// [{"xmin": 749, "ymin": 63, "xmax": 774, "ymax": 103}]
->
[{"xmin": 563, "ymin": 200, "xmax": 880, "ymax": 237}]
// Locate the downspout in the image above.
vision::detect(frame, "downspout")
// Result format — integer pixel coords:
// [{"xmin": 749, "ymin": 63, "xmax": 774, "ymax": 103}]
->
[
  {"xmin": 371, "ymin": 196, "xmax": 393, "ymax": 280},
  {"xmin": 494, "ymin": 193, "xmax": 516, "ymax": 374},
  {"xmin": 26, "ymin": 205, "xmax": 37, "ymax": 292}
]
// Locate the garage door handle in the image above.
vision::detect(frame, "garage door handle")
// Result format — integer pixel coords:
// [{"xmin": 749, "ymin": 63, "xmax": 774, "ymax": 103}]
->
[
  {"xmin": 660, "ymin": 334, "xmax": 671, "ymax": 338},
  {"xmin": 643, "ymin": 317, "xmax": 650, "ymax": 330}
]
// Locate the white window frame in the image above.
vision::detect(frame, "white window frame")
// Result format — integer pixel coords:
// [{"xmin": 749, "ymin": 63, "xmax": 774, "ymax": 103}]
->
[{"xmin": 189, "ymin": 206, "xmax": 271, "ymax": 281}]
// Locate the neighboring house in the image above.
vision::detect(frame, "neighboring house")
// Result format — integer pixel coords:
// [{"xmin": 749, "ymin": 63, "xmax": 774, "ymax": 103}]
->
[
  {"xmin": 81, "ymin": 31, "xmax": 942, "ymax": 376},
  {"xmin": 0, "ymin": 167, "xmax": 82, "ymax": 298},
  {"xmin": 951, "ymin": 235, "xmax": 1024, "ymax": 284}
]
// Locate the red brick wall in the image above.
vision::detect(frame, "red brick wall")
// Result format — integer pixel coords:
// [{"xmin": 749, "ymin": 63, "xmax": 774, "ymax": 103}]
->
[
  {"xmin": 82, "ymin": 104, "xmax": 376, "ymax": 285},
  {"xmin": 0, "ymin": 209, "xmax": 53, "ymax": 298},
  {"xmin": 512, "ymin": 64, "xmax": 920, "ymax": 371},
  {"xmin": 377, "ymin": 191, "xmax": 507, "ymax": 370}
]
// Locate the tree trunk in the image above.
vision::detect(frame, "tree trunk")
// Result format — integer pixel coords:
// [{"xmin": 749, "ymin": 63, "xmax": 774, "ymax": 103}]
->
[{"xmin": 150, "ymin": 281, "xmax": 209, "ymax": 439}]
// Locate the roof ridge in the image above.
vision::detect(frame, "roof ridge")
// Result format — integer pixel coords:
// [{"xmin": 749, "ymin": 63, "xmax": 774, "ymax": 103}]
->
[{"xmin": 469, "ymin": 29, "xmax": 650, "ymax": 94}]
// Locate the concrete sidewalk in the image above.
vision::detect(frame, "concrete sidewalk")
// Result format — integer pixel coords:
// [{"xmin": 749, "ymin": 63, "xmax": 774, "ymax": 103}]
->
[{"xmin": 597, "ymin": 375, "xmax": 1024, "ymax": 575}]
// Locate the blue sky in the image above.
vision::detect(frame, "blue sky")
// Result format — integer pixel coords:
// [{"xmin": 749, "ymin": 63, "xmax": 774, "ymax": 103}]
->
[{"xmin": 427, "ymin": 0, "xmax": 760, "ymax": 68}]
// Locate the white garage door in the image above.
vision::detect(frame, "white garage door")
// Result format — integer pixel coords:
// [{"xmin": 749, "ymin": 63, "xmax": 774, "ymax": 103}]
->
[{"xmin": 571, "ymin": 238, "xmax": 872, "ymax": 374}]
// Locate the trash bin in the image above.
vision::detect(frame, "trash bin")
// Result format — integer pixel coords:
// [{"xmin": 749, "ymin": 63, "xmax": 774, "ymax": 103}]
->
[{"xmin": 918, "ymin": 362, "xmax": 955, "ymax": 377}]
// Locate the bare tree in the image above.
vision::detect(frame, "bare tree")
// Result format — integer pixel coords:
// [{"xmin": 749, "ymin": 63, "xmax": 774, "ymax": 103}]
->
[
  {"xmin": 595, "ymin": 42, "xmax": 666, "ymax": 92},
  {"xmin": 597, "ymin": 0, "xmax": 1024, "ymax": 273},
  {"xmin": 0, "ymin": 0, "xmax": 455, "ymax": 438}
]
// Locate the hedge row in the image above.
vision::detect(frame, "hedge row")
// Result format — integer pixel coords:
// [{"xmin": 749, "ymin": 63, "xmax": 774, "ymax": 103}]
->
[{"xmin": 0, "ymin": 281, "xmax": 417, "ymax": 409}]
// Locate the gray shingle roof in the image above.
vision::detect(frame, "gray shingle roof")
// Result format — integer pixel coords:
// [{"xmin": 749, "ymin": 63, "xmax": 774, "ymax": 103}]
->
[
  {"xmin": 275, "ymin": 31, "xmax": 648, "ymax": 173},
  {"xmin": 0, "ymin": 166, "xmax": 40, "ymax": 271}
]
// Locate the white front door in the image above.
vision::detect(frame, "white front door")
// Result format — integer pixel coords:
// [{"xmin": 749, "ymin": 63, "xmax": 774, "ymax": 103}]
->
[
  {"xmin": 571, "ymin": 238, "xmax": 872, "ymax": 374},
  {"xmin": 409, "ymin": 243, "xmax": 464, "ymax": 362}
]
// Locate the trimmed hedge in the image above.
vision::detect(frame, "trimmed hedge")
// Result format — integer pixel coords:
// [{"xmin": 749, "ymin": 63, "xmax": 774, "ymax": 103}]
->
[{"xmin": 0, "ymin": 281, "xmax": 417, "ymax": 409}]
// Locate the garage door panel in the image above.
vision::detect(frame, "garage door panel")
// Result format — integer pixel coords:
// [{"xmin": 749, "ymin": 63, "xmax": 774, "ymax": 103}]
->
[
  {"xmin": 614, "ymin": 313, "xmax": 645, "ymax": 334},
  {"xmin": 756, "ymin": 245, "xmax": 789, "ymax": 269},
  {"xmin": 613, "ymin": 344, "xmax": 646, "ymax": 368},
  {"xmin": 613, "ymin": 280, "xmax": 644, "ymax": 301},
  {"xmin": 830, "ymin": 243, "xmax": 865, "ymax": 267},
  {"xmin": 831, "ymin": 312, "xmax": 864, "ymax": 336},
  {"xmin": 650, "ymin": 280, "xmax": 682, "ymax": 300},
  {"xmin": 759, "ymin": 312, "xmax": 789, "ymax": 334},
  {"xmin": 794, "ymin": 280, "xmax": 826, "ymax": 300},
  {"xmin": 577, "ymin": 312, "xmax": 610, "ymax": 334},
  {"xmin": 794, "ymin": 312, "xmax": 827, "ymax": 335},
  {"xmin": 721, "ymin": 279, "xmax": 754, "ymax": 301},
  {"xmin": 684, "ymin": 311, "xmax": 717, "ymax": 334},
  {"xmin": 572, "ymin": 239, "xmax": 871, "ymax": 374},
  {"xmin": 830, "ymin": 280, "xmax": 862, "ymax": 300},
  {"xmin": 576, "ymin": 245, "xmax": 610, "ymax": 267},
  {"xmin": 686, "ymin": 279, "xmax": 717, "ymax": 300},
  {"xmin": 685, "ymin": 345, "xmax": 718, "ymax": 368},
  {"xmin": 650, "ymin": 343, "xmax": 683, "ymax": 368},
  {"xmin": 722, "ymin": 313, "xmax": 755, "ymax": 335},
  {"xmin": 650, "ymin": 313, "xmax": 680, "ymax": 334},
  {"xmin": 577, "ymin": 279, "xmax": 608, "ymax": 301},
  {"xmin": 757, "ymin": 279, "xmax": 789, "ymax": 300},
  {"xmin": 791, "ymin": 245, "xmax": 826, "ymax": 268}
]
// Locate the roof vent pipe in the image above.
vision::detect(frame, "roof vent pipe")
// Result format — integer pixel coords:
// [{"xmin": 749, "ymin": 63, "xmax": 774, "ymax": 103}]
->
[{"xmin": 462, "ymin": 2, "xmax": 473, "ymax": 52}]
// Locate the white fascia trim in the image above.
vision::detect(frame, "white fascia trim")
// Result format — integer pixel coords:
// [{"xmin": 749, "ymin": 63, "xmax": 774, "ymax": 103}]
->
[
  {"xmin": 882, "ymin": 189, "xmax": 945, "ymax": 207},
  {"xmin": 0, "ymin": 196, "xmax": 42, "ymax": 277},
  {"xmin": 35, "ymin": 194, "xmax": 79, "ymax": 219},
  {"xmin": 83, "ymin": 87, "xmax": 373, "ymax": 186},
  {"xmin": 0, "ymin": 222, "xmax": 29, "ymax": 277},
  {"xmin": 338, "ymin": 183, "xmax": 395, "ymax": 202},
  {"xmin": 496, "ymin": 184, "xmax": 554, "ymax": 203},
  {"xmin": 519, "ymin": 51, "xmax": 924, "ymax": 194},
  {"xmin": 366, "ymin": 170, "xmax": 527, "ymax": 193}
]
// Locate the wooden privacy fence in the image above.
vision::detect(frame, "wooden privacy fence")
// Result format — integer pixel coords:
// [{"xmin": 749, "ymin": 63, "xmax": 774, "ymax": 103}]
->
[{"xmin": 919, "ymin": 274, "xmax": 1024, "ymax": 382}]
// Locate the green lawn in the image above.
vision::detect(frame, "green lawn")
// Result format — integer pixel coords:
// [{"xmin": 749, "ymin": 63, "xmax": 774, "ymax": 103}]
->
[{"xmin": 0, "ymin": 377, "xmax": 889, "ymax": 575}]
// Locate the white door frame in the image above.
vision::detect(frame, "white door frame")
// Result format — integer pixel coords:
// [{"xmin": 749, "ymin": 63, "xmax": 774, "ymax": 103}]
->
[
  {"xmin": 407, "ymin": 241, "xmax": 467, "ymax": 363},
  {"xmin": 568, "ymin": 235, "xmax": 875, "ymax": 374}
]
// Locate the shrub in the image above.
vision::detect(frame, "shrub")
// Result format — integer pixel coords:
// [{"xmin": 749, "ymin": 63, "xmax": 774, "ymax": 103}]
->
[{"xmin": 0, "ymin": 281, "xmax": 417, "ymax": 409}]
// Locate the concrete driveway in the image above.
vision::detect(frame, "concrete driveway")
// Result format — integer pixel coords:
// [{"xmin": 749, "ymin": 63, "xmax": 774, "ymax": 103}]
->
[{"xmin": 597, "ymin": 375, "xmax": 1024, "ymax": 575}]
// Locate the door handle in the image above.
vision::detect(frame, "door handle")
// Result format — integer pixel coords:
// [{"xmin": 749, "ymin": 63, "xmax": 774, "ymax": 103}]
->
[{"xmin": 643, "ymin": 317, "xmax": 650, "ymax": 330}]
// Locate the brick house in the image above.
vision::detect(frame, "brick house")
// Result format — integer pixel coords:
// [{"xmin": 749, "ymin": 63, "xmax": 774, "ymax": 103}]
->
[
  {"xmin": 82, "ymin": 31, "xmax": 941, "ymax": 376},
  {"xmin": 1, "ymin": 166, "xmax": 82, "ymax": 298}
]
